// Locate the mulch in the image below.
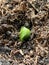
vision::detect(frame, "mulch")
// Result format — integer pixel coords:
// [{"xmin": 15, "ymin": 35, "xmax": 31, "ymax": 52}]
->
[{"xmin": 0, "ymin": 0, "xmax": 49, "ymax": 65}]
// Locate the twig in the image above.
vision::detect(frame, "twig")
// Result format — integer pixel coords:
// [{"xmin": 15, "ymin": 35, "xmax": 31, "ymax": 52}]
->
[
  {"xmin": 34, "ymin": 56, "xmax": 38, "ymax": 65},
  {"xmin": 38, "ymin": 44, "xmax": 48, "ymax": 54}
]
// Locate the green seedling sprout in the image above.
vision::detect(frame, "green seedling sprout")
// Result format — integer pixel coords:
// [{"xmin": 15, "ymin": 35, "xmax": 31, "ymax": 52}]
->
[{"xmin": 19, "ymin": 26, "xmax": 31, "ymax": 41}]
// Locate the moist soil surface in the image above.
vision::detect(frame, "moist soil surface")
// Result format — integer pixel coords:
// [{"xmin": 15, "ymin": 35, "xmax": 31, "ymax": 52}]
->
[{"xmin": 0, "ymin": 0, "xmax": 49, "ymax": 65}]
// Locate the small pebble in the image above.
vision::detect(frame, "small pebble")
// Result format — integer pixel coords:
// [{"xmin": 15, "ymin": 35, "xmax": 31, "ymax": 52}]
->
[
  {"xmin": 0, "ymin": 59, "xmax": 10, "ymax": 65},
  {"xmin": 7, "ymin": 4, "xmax": 13, "ymax": 10},
  {"xmin": 0, "ymin": 62, "xmax": 2, "ymax": 65},
  {"xmin": 6, "ymin": 31, "xmax": 11, "ymax": 36},
  {"xmin": 25, "ymin": 22, "xmax": 29, "ymax": 28},
  {"xmin": 11, "ymin": 34, "xmax": 17, "ymax": 40}
]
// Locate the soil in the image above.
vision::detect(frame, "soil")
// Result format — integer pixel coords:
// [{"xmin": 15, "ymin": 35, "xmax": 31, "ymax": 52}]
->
[{"xmin": 0, "ymin": 0, "xmax": 49, "ymax": 65}]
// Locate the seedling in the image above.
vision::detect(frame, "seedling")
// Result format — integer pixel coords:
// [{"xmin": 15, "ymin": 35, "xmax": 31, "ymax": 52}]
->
[{"xmin": 19, "ymin": 26, "xmax": 31, "ymax": 41}]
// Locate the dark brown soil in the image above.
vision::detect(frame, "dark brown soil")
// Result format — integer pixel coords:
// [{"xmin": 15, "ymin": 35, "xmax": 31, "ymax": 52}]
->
[{"xmin": 0, "ymin": 0, "xmax": 49, "ymax": 65}]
